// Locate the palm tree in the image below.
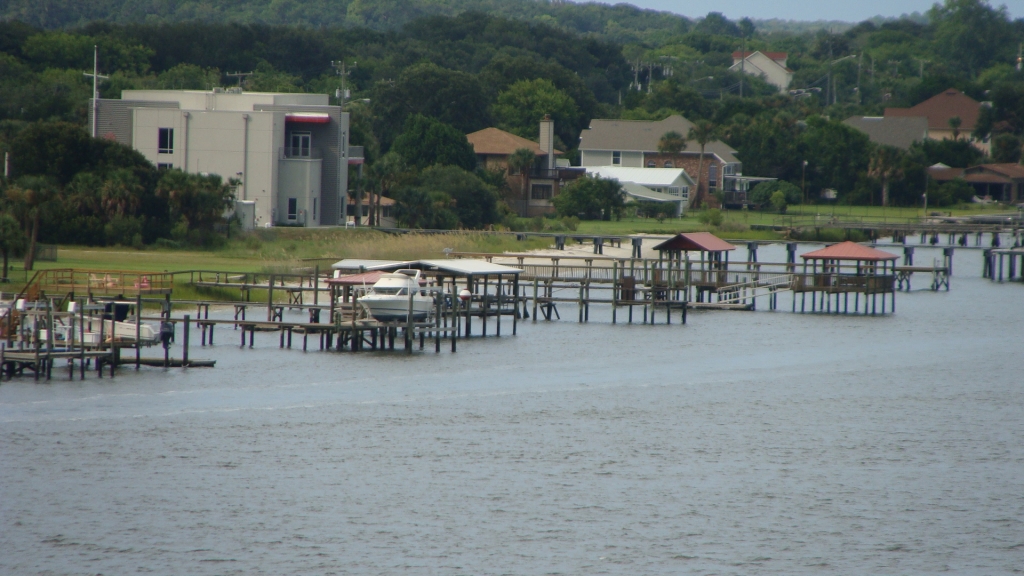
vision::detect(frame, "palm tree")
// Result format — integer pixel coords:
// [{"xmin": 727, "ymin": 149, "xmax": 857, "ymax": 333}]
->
[
  {"xmin": 6, "ymin": 176, "xmax": 57, "ymax": 271},
  {"xmin": 657, "ymin": 131, "xmax": 687, "ymax": 155},
  {"xmin": 100, "ymin": 169, "xmax": 143, "ymax": 219},
  {"xmin": 369, "ymin": 152, "xmax": 407, "ymax": 227},
  {"xmin": 688, "ymin": 120, "xmax": 717, "ymax": 208},
  {"xmin": 868, "ymin": 145, "xmax": 905, "ymax": 207},
  {"xmin": 506, "ymin": 148, "xmax": 536, "ymax": 217},
  {"xmin": 948, "ymin": 116, "xmax": 962, "ymax": 140},
  {"xmin": 0, "ymin": 213, "xmax": 24, "ymax": 282}
]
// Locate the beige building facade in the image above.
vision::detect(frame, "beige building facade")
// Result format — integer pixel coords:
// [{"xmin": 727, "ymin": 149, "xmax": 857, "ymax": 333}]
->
[{"xmin": 91, "ymin": 89, "xmax": 356, "ymax": 227}]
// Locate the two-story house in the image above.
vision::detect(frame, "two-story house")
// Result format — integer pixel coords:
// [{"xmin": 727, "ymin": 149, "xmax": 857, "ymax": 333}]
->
[
  {"xmin": 885, "ymin": 89, "xmax": 989, "ymax": 153},
  {"xmin": 90, "ymin": 89, "xmax": 361, "ymax": 228},
  {"xmin": 729, "ymin": 51, "xmax": 794, "ymax": 92},
  {"xmin": 579, "ymin": 115, "xmax": 768, "ymax": 207},
  {"xmin": 467, "ymin": 116, "xmax": 585, "ymax": 217}
]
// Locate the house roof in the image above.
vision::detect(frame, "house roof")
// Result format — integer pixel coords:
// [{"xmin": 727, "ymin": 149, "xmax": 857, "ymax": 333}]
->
[
  {"xmin": 325, "ymin": 270, "xmax": 387, "ymax": 286},
  {"xmin": 927, "ymin": 165, "xmax": 964, "ymax": 181},
  {"xmin": 466, "ymin": 127, "xmax": 560, "ymax": 156},
  {"xmin": 585, "ymin": 166, "xmax": 694, "ymax": 187},
  {"xmin": 843, "ymin": 116, "xmax": 929, "ymax": 150},
  {"xmin": 801, "ymin": 241, "xmax": 897, "ymax": 261},
  {"xmin": 884, "ymin": 89, "xmax": 981, "ymax": 131},
  {"xmin": 652, "ymin": 232, "xmax": 736, "ymax": 252},
  {"xmin": 578, "ymin": 115, "xmax": 739, "ymax": 163},
  {"xmin": 620, "ymin": 181, "xmax": 686, "ymax": 203},
  {"xmin": 732, "ymin": 51, "xmax": 788, "ymax": 62},
  {"xmin": 972, "ymin": 163, "xmax": 1024, "ymax": 180}
]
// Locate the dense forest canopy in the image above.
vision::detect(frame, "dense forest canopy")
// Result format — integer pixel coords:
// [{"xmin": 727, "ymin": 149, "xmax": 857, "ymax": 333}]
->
[{"xmin": 0, "ymin": 0, "xmax": 1023, "ymax": 247}]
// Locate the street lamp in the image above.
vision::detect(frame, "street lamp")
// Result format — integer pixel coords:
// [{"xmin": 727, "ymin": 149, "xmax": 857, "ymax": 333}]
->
[{"xmin": 801, "ymin": 160, "xmax": 808, "ymax": 204}]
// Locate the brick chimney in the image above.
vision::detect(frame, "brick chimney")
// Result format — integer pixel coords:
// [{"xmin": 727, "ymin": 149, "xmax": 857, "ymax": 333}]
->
[{"xmin": 539, "ymin": 114, "xmax": 554, "ymax": 170}]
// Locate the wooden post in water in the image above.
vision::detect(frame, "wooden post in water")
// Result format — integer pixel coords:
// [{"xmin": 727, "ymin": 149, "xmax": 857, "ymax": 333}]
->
[
  {"xmin": 182, "ymin": 314, "xmax": 190, "ymax": 367},
  {"xmin": 512, "ymin": 275, "xmax": 519, "ymax": 336},
  {"xmin": 532, "ymin": 277, "xmax": 539, "ymax": 322},
  {"xmin": 135, "ymin": 294, "xmax": 142, "ymax": 370},
  {"xmin": 267, "ymin": 274, "xmax": 275, "ymax": 321},
  {"xmin": 313, "ymin": 265, "xmax": 319, "ymax": 306}
]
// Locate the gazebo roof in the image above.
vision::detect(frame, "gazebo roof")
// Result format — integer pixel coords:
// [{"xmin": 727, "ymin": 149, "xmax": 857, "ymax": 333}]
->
[
  {"xmin": 652, "ymin": 232, "xmax": 736, "ymax": 252},
  {"xmin": 801, "ymin": 241, "xmax": 898, "ymax": 261}
]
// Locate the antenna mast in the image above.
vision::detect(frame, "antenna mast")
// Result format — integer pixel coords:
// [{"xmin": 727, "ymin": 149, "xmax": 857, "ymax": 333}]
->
[{"xmin": 83, "ymin": 45, "xmax": 109, "ymax": 138}]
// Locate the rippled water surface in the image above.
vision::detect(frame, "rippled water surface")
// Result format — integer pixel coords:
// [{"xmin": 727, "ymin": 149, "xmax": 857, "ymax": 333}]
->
[{"xmin": 2, "ymin": 245, "xmax": 1023, "ymax": 574}]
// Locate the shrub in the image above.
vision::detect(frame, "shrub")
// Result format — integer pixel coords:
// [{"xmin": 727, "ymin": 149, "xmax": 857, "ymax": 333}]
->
[
  {"xmin": 698, "ymin": 208, "xmax": 723, "ymax": 227},
  {"xmin": 750, "ymin": 180, "xmax": 802, "ymax": 207}
]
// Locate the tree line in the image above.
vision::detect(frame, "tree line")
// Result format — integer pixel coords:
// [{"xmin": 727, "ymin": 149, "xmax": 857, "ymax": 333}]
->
[{"xmin": 0, "ymin": 0, "xmax": 1022, "ymax": 250}]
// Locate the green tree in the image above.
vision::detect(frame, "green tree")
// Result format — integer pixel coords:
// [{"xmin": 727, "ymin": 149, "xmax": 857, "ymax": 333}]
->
[
  {"xmin": 799, "ymin": 116, "xmax": 872, "ymax": 199},
  {"xmin": 391, "ymin": 188, "xmax": 458, "ymax": 229},
  {"xmin": 657, "ymin": 130, "xmax": 687, "ymax": 154},
  {"xmin": 506, "ymin": 148, "xmax": 536, "ymax": 216},
  {"xmin": 368, "ymin": 151, "xmax": 408, "ymax": 227},
  {"xmin": 0, "ymin": 212, "xmax": 24, "ymax": 282},
  {"xmin": 391, "ymin": 114, "xmax": 477, "ymax": 171},
  {"xmin": 155, "ymin": 170, "xmax": 235, "ymax": 235},
  {"xmin": 418, "ymin": 165, "xmax": 500, "ymax": 229},
  {"xmin": 100, "ymin": 168, "xmax": 143, "ymax": 218},
  {"xmin": 750, "ymin": 180, "xmax": 802, "ymax": 207},
  {"xmin": 991, "ymin": 133, "xmax": 1022, "ymax": 164},
  {"xmin": 868, "ymin": 145, "xmax": 906, "ymax": 206},
  {"xmin": 372, "ymin": 63, "xmax": 490, "ymax": 147},
  {"xmin": 769, "ymin": 190, "xmax": 787, "ymax": 213},
  {"xmin": 491, "ymin": 78, "xmax": 582, "ymax": 147},
  {"xmin": 929, "ymin": 0, "xmax": 1015, "ymax": 77},
  {"xmin": 5, "ymin": 175, "xmax": 57, "ymax": 271},
  {"xmin": 552, "ymin": 176, "xmax": 624, "ymax": 221},
  {"xmin": 688, "ymin": 119, "xmax": 717, "ymax": 207}
]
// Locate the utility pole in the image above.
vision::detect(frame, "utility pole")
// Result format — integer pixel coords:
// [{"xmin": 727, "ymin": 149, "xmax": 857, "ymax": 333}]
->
[
  {"xmin": 856, "ymin": 52, "xmax": 863, "ymax": 104},
  {"xmin": 83, "ymin": 45, "xmax": 108, "ymax": 138},
  {"xmin": 226, "ymin": 71, "xmax": 253, "ymax": 89},
  {"xmin": 914, "ymin": 58, "xmax": 929, "ymax": 78},
  {"xmin": 331, "ymin": 60, "xmax": 355, "ymax": 105},
  {"xmin": 739, "ymin": 41, "xmax": 746, "ymax": 98}
]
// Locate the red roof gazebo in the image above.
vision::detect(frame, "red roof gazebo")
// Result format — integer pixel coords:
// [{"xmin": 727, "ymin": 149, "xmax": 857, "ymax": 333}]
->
[
  {"xmin": 653, "ymin": 232, "xmax": 736, "ymax": 270},
  {"xmin": 797, "ymin": 241, "xmax": 897, "ymax": 314}
]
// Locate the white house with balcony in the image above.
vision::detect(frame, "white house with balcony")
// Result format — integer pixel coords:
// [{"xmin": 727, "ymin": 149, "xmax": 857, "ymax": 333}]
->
[{"xmin": 90, "ymin": 89, "xmax": 362, "ymax": 227}]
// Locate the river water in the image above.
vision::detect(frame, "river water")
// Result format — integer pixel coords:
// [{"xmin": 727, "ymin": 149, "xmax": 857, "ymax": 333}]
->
[{"xmin": 2, "ymin": 243, "xmax": 1022, "ymax": 574}]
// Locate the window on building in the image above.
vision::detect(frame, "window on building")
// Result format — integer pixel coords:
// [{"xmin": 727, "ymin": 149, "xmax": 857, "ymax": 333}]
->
[
  {"xmin": 724, "ymin": 164, "xmax": 735, "ymax": 176},
  {"xmin": 664, "ymin": 160, "xmax": 673, "ymax": 168},
  {"xmin": 531, "ymin": 184, "xmax": 553, "ymax": 200},
  {"xmin": 647, "ymin": 160, "xmax": 656, "ymax": 168},
  {"xmin": 709, "ymin": 164, "xmax": 718, "ymax": 189},
  {"xmin": 612, "ymin": 151, "xmax": 621, "ymax": 165},
  {"xmin": 158, "ymin": 128, "xmax": 174, "ymax": 154},
  {"xmin": 288, "ymin": 198, "xmax": 298, "ymax": 220},
  {"xmin": 382, "ymin": 206, "xmax": 392, "ymax": 218},
  {"xmin": 289, "ymin": 132, "xmax": 311, "ymax": 157},
  {"xmin": 157, "ymin": 163, "xmax": 173, "ymax": 170}
]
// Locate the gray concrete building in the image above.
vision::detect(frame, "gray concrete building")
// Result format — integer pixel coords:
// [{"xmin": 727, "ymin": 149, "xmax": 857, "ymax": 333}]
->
[{"xmin": 90, "ymin": 89, "xmax": 359, "ymax": 227}]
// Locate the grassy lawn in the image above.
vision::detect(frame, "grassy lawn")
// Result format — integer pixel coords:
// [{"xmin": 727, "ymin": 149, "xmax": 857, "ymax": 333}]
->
[
  {"xmin": 577, "ymin": 203, "xmax": 1016, "ymax": 238},
  {"xmin": 1, "ymin": 229, "xmax": 552, "ymax": 289}
]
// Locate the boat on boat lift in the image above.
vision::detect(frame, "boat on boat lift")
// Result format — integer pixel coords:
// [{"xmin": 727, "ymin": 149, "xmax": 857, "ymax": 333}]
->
[{"xmin": 355, "ymin": 269, "xmax": 434, "ymax": 321}]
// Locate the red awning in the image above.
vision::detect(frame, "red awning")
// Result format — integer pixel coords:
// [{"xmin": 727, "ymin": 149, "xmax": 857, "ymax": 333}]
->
[
  {"xmin": 801, "ymin": 241, "xmax": 897, "ymax": 261},
  {"xmin": 652, "ymin": 232, "xmax": 736, "ymax": 252},
  {"xmin": 285, "ymin": 113, "xmax": 330, "ymax": 124}
]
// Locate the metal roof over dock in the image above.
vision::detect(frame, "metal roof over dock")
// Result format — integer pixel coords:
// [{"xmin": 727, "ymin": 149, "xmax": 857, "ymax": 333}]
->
[
  {"xmin": 652, "ymin": 232, "xmax": 736, "ymax": 252},
  {"xmin": 332, "ymin": 259, "xmax": 521, "ymax": 276},
  {"xmin": 801, "ymin": 241, "xmax": 898, "ymax": 261}
]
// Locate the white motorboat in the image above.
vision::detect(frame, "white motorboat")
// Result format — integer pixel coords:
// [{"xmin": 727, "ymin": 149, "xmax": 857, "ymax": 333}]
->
[{"xmin": 357, "ymin": 269, "xmax": 434, "ymax": 321}]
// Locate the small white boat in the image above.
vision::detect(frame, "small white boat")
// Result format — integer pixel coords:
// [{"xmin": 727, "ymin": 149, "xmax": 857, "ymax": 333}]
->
[{"xmin": 357, "ymin": 270, "xmax": 434, "ymax": 321}]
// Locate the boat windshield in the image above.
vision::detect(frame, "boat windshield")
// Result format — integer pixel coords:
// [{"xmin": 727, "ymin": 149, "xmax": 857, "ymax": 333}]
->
[{"xmin": 373, "ymin": 287, "xmax": 408, "ymax": 296}]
